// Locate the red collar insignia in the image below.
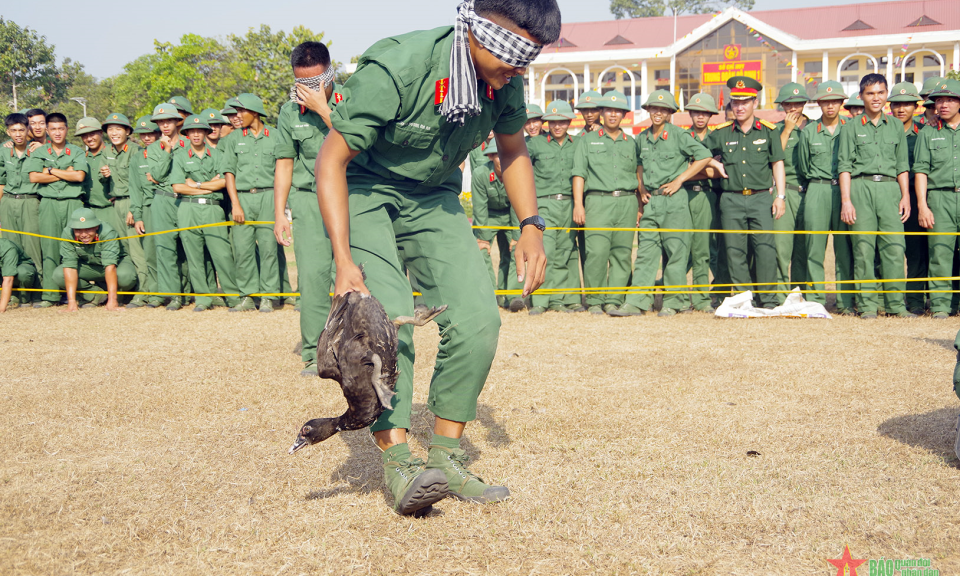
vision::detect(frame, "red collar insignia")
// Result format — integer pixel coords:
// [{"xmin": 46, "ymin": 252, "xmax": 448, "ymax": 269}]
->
[
  {"xmin": 334, "ymin": 92, "xmax": 343, "ymax": 104},
  {"xmin": 598, "ymin": 129, "xmax": 604, "ymax": 137},
  {"xmin": 939, "ymin": 120, "xmax": 944, "ymax": 130},
  {"xmin": 178, "ymin": 139, "xmax": 185, "ymax": 147},
  {"xmin": 662, "ymin": 130, "xmax": 668, "ymax": 141},
  {"xmin": 913, "ymin": 123, "xmax": 920, "ymax": 134},
  {"xmin": 435, "ymin": 78, "xmax": 449, "ymax": 105},
  {"xmin": 47, "ymin": 147, "xmax": 53, "ymax": 154},
  {"xmin": 143, "ymin": 150, "xmax": 148, "ymax": 159},
  {"xmin": 123, "ymin": 144, "xmax": 128, "ymax": 153},
  {"xmin": 840, "ymin": 118, "xmax": 846, "ymax": 125},
  {"xmin": 486, "ymin": 85, "xmax": 494, "ymax": 99},
  {"xmin": 817, "ymin": 122, "xmax": 822, "ymax": 133},
  {"xmin": 160, "ymin": 142, "xmax": 166, "ymax": 150},
  {"xmin": 481, "ymin": 142, "xmax": 486, "ymax": 151},
  {"xmin": 243, "ymin": 129, "xmax": 248, "ymax": 137},
  {"xmin": 300, "ymin": 105, "xmax": 306, "ymax": 115},
  {"xmin": 862, "ymin": 116, "xmax": 868, "ymax": 126},
  {"xmin": 264, "ymin": 128, "xmax": 269, "ymax": 137},
  {"xmin": 65, "ymin": 147, "xmax": 71, "ymax": 155},
  {"xmin": 754, "ymin": 120, "xmax": 762, "ymax": 130},
  {"xmin": 489, "ymin": 171, "xmax": 495, "ymax": 183}
]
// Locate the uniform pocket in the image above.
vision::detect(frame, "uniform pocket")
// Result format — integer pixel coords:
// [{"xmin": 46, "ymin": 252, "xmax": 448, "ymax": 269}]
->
[{"xmin": 384, "ymin": 124, "xmax": 435, "ymax": 149}]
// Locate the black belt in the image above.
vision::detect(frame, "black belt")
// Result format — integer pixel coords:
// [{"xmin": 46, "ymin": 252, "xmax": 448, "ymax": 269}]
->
[
  {"xmin": 542, "ymin": 194, "xmax": 571, "ymax": 200},
  {"xmin": 809, "ymin": 178, "xmax": 839, "ymax": 186},
  {"xmin": 683, "ymin": 183, "xmax": 705, "ymax": 192},
  {"xmin": 154, "ymin": 189, "xmax": 178, "ymax": 199},
  {"xmin": 930, "ymin": 187, "xmax": 960, "ymax": 193},
  {"xmin": 726, "ymin": 188, "xmax": 769, "ymax": 195},
  {"xmin": 855, "ymin": 174, "xmax": 897, "ymax": 183},
  {"xmin": 180, "ymin": 197, "xmax": 221, "ymax": 205},
  {"xmin": 239, "ymin": 187, "xmax": 273, "ymax": 194},
  {"xmin": 295, "ymin": 187, "xmax": 316, "ymax": 194},
  {"xmin": 586, "ymin": 190, "xmax": 635, "ymax": 197},
  {"xmin": 785, "ymin": 183, "xmax": 805, "ymax": 193},
  {"xmin": 5, "ymin": 193, "xmax": 39, "ymax": 200}
]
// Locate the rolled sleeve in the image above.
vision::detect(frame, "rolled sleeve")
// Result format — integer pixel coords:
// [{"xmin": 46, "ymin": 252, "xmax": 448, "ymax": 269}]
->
[
  {"xmin": 275, "ymin": 109, "xmax": 297, "ymax": 160},
  {"xmin": 0, "ymin": 244, "xmax": 18, "ymax": 277},
  {"xmin": 894, "ymin": 128, "xmax": 909, "ymax": 175},
  {"xmin": 331, "ymin": 63, "xmax": 401, "ymax": 153},
  {"xmin": 913, "ymin": 131, "xmax": 932, "ymax": 175},
  {"xmin": 100, "ymin": 239, "xmax": 120, "ymax": 267},
  {"xmin": 169, "ymin": 154, "xmax": 187, "ymax": 185},
  {"xmin": 493, "ymin": 77, "xmax": 527, "ymax": 136},
  {"xmin": 681, "ymin": 131, "xmax": 710, "ymax": 161},
  {"xmin": 571, "ymin": 138, "xmax": 588, "ymax": 179},
  {"xmin": 59, "ymin": 234, "xmax": 79, "ymax": 269},
  {"xmin": 837, "ymin": 123, "xmax": 855, "ymax": 174}
]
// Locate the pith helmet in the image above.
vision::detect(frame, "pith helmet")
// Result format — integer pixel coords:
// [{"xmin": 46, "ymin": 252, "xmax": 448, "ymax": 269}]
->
[
  {"xmin": 181, "ymin": 115, "xmax": 212, "ymax": 132},
  {"xmin": 151, "ymin": 103, "xmax": 181, "ymax": 121},
  {"xmin": 642, "ymin": 90, "xmax": 678, "ymax": 112},
  {"xmin": 887, "ymin": 82, "xmax": 922, "ymax": 103},
  {"xmin": 542, "ymin": 100, "xmax": 576, "ymax": 121},
  {"xmin": 685, "ymin": 93, "xmax": 719, "ymax": 114},
  {"xmin": 813, "ymin": 81, "xmax": 846, "ymax": 101},
  {"xmin": 599, "ymin": 90, "xmax": 630, "ymax": 111},
  {"xmin": 133, "ymin": 115, "xmax": 160, "ymax": 134},
  {"xmin": 101, "ymin": 112, "xmax": 132, "ymax": 129},
  {"xmin": 234, "ymin": 93, "xmax": 266, "ymax": 116},
  {"xmin": 774, "ymin": 82, "xmax": 809, "ymax": 104},
  {"xmin": 74, "ymin": 117, "xmax": 102, "ymax": 136},
  {"xmin": 525, "ymin": 103, "xmax": 544, "ymax": 119},
  {"xmin": 168, "ymin": 95, "xmax": 194, "ymax": 115},
  {"xmin": 575, "ymin": 90, "xmax": 601, "ymax": 110},
  {"xmin": 68, "ymin": 207, "xmax": 101, "ymax": 230}
]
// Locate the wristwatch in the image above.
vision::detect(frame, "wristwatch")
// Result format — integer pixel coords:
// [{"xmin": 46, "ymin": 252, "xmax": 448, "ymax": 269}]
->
[
  {"xmin": 46, "ymin": 166, "xmax": 53, "ymax": 175},
  {"xmin": 194, "ymin": 181, "xmax": 203, "ymax": 189},
  {"xmin": 776, "ymin": 193, "xmax": 786, "ymax": 199},
  {"xmin": 519, "ymin": 215, "xmax": 546, "ymax": 232}
]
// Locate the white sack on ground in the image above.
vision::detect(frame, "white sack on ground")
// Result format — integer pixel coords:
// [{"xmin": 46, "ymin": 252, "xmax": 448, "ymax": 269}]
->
[{"xmin": 715, "ymin": 288, "xmax": 832, "ymax": 319}]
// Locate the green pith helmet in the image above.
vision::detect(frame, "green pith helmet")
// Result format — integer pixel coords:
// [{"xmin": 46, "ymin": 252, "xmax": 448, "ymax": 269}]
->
[
  {"xmin": 599, "ymin": 90, "xmax": 631, "ymax": 111},
  {"xmin": 74, "ymin": 117, "xmax": 102, "ymax": 136},
  {"xmin": 200, "ymin": 108, "xmax": 229, "ymax": 125},
  {"xmin": 133, "ymin": 115, "xmax": 160, "ymax": 134},
  {"xmin": 642, "ymin": 90, "xmax": 678, "ymax": 112},
  {"xmin": 525, "ymin": 103, "xmax": 544, "ymax": 119},
  {"xmin": 181, "ymin": 115, "xmax": 212, "ymax": 132},
  {"xmin": 576, "ymin": 90, "xmax": 601, "ymax": 110},
  {"xmin": 151, "ymin": 103, "xmax": 181, "ymax": 121},
  {"xmin": 68, "ymin": 207, "xmax": 101, "ymax": 230},
  {"xmin": 844, "ymin": 94, "xmax": 864, "ymax": 109},
  {"xmin": 727, "ymin": 76, "xmax": 763, "ymax": 99},
  {"xmin": 542, "ymin": 100, "xmax": 576, "ymax": 121},
  {"xmin": 814, "ymin": 81, "xmax": 846, "ymax": 101},
  {"xmin": 685, "ymin": 93, "xmax": 719, "ymax": 114},
  {"xmin": 484, "ymin": 139, "xmax": 498, "ymax": 156},
  {"xmin": 234, "ymin": 93, "xmax": 266, "ymax": 116},
  {"xmin": 931, "ymin": 78, "xmax": 960, "ymax": 99},
  {"xmin": 168, "ymin": 95, "xmax": 194, "ymax": 115},
  {"xmin": 222, "ymin": 97, "xmax": 240, "ymax": 115},
  {"xmin": 924, "ymin": 99, "xmax": 935, "ymax": 107},
  {"xmin": 101, "ymin": 112, "xmax": 132, "ymax": 129},
  {"xmin": 774, "ymin": 82, "xmax": 809, "ymax": 104},
  {"xmin": 888, "ymin": 82, "xmax": 922, "ymax": 103},
  {"xmin": 920, "ymin": 76, "xmax": 947, "ymax": 97}
]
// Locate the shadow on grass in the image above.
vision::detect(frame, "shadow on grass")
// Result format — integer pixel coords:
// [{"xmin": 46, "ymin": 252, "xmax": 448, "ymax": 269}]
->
[
  {"xmin": 407, "ymin": 403, "xmax": 511, "ymax": 457},
  {"xmin": 913, "ymin": 337, "xmax": 956, "ymax": 353},
  {"xmin": 877, "ymin": 406, "xmax": 960, "ymax": 465}
]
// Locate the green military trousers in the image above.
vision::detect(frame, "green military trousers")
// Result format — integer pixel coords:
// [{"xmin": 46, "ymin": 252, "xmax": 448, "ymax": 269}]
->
[
  {"xmin": 773, "ymin": 187, "xmax": 809, "ymax": 303},
  {"xmin": 685, "ymin": 184, "xmax": 721, "ymax": 311},
  {"xmin": 849, "ymin": 179, "xmax": 907, "ymax": 315},
  {"xmin": 177, "ymin": 201, "xmax": 240, "ymax": 308},
  {"xmin": 531, "ymin": 196, "xmax": 579, "ymax": 309},
  {"xmin": 7, "ymin": 259, "xmax": 38, "ymax": 297},
  {"xmin": 719, "ymin": 191, "xmax": 779, "ymax": 309},
  {"xmin": 140, "ymin": 204, "xmax": 159, "ymax": 303},
  {"xmin": 0, "ymin": 196, "xmax": 42, "ymax": 294},
  {"xmin": 290, "ymin": 188, "xmax": 334, "ymax": 364},
  {"xmin": 113, "ymin": 197, "xmax": 148, "ymax": 292},
  {"xmin": 925, "ymin": 189, "xmax": 960, "ymax": 314},
  {"xmin": 583, "ymin": 192, "xmax": 639, "ymax": 307},
  {"xmin": 91, "ymin": 205, "xmax": 125, "ymax": 246},
  {"xmin": 38, "ymin": 197, "xmax": 84, "ymax": 302},
  {"xmin": 52, "ymin": 257, "xmax": 137, "ymax": 298},
  {"xmin": 624, "ymin": 190, "xmax": 692, "ymax": 311},
  {"xmin": 344, "ymin": 170, "xmax": 501, "ymax": 431},
  {"xmin": 478, "ymin": 207, "xmax": 520, "ymax": 302},
  {"xmin": 953, "ymin": 328, "xmax": 960, "ymax": 400},
  {"xmin": 803, "ymin": 181, "xmax": 855, "ymax": 311},
  {"xmin": 903, "ymin": 189, "xmax": 928, "ymax": 311},
  {"xmin": 232, "ymin": 189, "xmax": 281, "ymax": 301},
  {"xmin": 151, "ymin": 193, "xmax": 190, "ymax": 304}
]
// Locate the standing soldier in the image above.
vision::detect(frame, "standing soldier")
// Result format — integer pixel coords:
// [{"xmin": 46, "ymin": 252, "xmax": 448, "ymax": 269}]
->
[
  {"xmin": 25, "ymin": 109, "xmax": 48, "ymax": 148},
  {"xmin": 919, "ymin": 76, "xmax": 945, "ymax": 126},
  {"xmin": 524, "ymin": 104, "xmax": 543, "ymax": 138},
  {"xmin": 526, "ymin": 100, "xmax": 581, "ymax": 314},
  {"xmin": 838, "ymin": 73, "xmax": 914, "ymax": 319},
  {"xmin": 220, "ymin": 101, "xmax": 239, "ymax": 139},
  {"xmin": 914, "ymin": 79, "xmax": 960, "ymax": 319},
  {"xmin": 773, "ymin": 82, "xmax": 811, "ymax": 303},
  {"xmin": 220, "ymin": 93, "xmax": 281, "ymax": 313},
  {"xmin": 844, "ymin": 94, "xmax": 864, "ymax": 118},
  {"xmin": 575, "ymin": 90, "xmax": 602, "ymax": 133},
  {"xmin": 0, "ymin": 237, "xmax": 37, "ymax": 311},
  {"xmin": 1, "ymin": 113, "xmax": 43, "ymax": 303},
  {"xmin": 76, "ymin": 118, "xmax": 125, "ymax": 237},
  {"xmin": 168, "ymin": 96, "xmax": 194, "ymax": 123},
  {"xmin": 274, "ymin": 40, "xmax": 342, "ymax": 375},
  {"xmin": 200, "ymin": 109, "xmax": 230, "ymax": 148},
  {"xmin": 130, "ymin": 115, "xmax": 162, "ymax": 307},
  {"xmin": 27, "ymin": 113, "xmax": 88, "ymax": 307},
  {"xmin": 572, "ymin": 89, "xmax": 641, "ymax": 315},
  {"xmin": 798, "ymin": 80, "xmax": 855, "ymax": 314},
  {"xmin": 610, "ymin": 90, "xmax": 711, "ymax": 317},
  {"xmin": 705, "ymin": 76, "xmax": 785, "ymax": 310}
]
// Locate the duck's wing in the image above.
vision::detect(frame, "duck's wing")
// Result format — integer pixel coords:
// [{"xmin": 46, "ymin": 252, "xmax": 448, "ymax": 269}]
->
[{"xmin": 316, "ymin": 294, "xmax": 351, "ymax": 381}]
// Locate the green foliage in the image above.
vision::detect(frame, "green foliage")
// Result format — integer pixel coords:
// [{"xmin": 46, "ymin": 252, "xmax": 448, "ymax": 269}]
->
[
  {"xmin": 948, "ymin": 70, "xmax": 960, "ymax": 81},
  {"xmin": 0, "ymin": 18, "xmax": 78, "ymax": 114},
  {"xmin": 610, "ymin": 0, "xmax": 754, "ymax": 19}
]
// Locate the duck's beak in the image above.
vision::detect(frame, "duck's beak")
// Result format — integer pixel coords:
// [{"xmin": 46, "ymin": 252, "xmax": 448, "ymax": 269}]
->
[{"xmin": 288, "ymin": 436, "xmax": 309, "ymax": 455}]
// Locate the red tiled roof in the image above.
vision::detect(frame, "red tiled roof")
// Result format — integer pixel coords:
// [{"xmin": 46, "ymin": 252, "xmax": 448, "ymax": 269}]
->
[{"xmin": 547, "ymin": 0, "xmax": 960, "ymax": 53}]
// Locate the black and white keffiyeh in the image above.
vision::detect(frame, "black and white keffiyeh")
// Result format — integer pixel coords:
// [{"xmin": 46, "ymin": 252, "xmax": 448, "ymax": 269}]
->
[
  {"xmin": 441, "ymin": 0, "xmax": 544, "ymax": 126},
  {"xmin": 289, "ymin": 66, "xmax": 336, "ymax": 103}
]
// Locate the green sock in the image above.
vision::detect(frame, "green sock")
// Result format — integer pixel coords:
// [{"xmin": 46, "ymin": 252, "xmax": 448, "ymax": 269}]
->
[
  {"xmin": 382, "ymin": 442, "xmax": 412, "ymax": 464},
  {"xmin": 430, "ymin": 434, "xmax": 460, "ymax": 450}
]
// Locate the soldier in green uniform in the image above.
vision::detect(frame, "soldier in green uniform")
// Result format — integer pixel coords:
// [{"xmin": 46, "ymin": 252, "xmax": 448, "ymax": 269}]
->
[
  {"xmin": 472, "ymin": 140, "xmax": 522, "ymax": 309},
  {"xmin": 317, "ymin": 0, "xmax": 552, "ymax": 514},
  {"xmin": 273, "ymin": 41, "xmax": 342, "ymax": 374},
  {"xmin": 919, "ymin": 76, "xmax": 945, "ymax": 127},
  {"xmin": 575, "ymin": 90, "xmax": 602, "ymax": 133},
  {"xmin": 838, "ymin": 73, "xmax": 914, "ymax": 319},
  {"xmin": 914, "ymin": 79, "xmax": 960, "ymax": 318},
  {"xmin": 169, "ymin": 115, "xmax": 240, "ymax": 312},
  {"xmin": 705, "ymin": 76, "xmax": 786, "ymax": 309},
  {"xmin": 682, "ymin": 93, "xmax": 727, "ymax": 311},
  {"xmin": 168, "ymin": 96, "xmax": 194, "ymax": 124},
  {"xmin": 526, "ymin": 100, "xmax": 581, "ymax": 314},
  {"xmin": 0, "ymin": 237, "xmax": 37, "ymax": 311},
  {"xmin": 75, "ymin": 117, "xmax": 126, "ymax": 239},
  {"xmin": 572, "ymin": 90, "xmax": 640, "ymax": 314},
  {"xmin": 27, "ymin": 112, "xmax": 88, "ymax": 307},
  {"xmin": 222, "ymin": 98, "xmax": 242, "ymax": 132},
  {"xmin": 610, "ymin": 90, "xmax": 711, "ymax": 317},
  {"xmin": 54, "ymin": 207, "xmax": 135, "ymax": 311},
  {"xmin": 1, "ymin": 113, "xmax": 43, "ymax": 302},
  {"xmin": 524, "ymin": 103, "xmax": 543, "ymax": 138},
  {"xmin": 130, "ymin": 116, "xmax": 161, "ymax": 307},
  {"xmin": 798, "ymin": 80, "xmax": 855, "ymax": 313},
  {"xmin": 889, "ymin": 82, "xmax": 928, "ymax": 314},
  {"xmin": 773, "ymin": 82, "xmax": 811, "ymax": 303},
  {"xmin": 844, "ymin": 94, "xmax": 864, "ymax": 118},
  {"xmin": 200, "ymin": 109, "xmax": 230, "ymax": 149},
  {"xmin": 220, "ymin": 93, "xmax": 282, "ymax": 313}
]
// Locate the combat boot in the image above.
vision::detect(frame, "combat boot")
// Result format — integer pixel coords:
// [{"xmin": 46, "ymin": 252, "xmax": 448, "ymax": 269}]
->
[
  {"xmin": 382, "ymin": 444, "xmax": 448, "ymax": 515},
  {"xmin": 426, "ymin": 442, "xmax": 510, "ymax": 504}
]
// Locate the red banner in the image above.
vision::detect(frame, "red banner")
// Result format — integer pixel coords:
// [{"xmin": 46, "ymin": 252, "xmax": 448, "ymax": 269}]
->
[{"xmin": 702, "ymin": 60, "xmax": 761, "ymax": 85}]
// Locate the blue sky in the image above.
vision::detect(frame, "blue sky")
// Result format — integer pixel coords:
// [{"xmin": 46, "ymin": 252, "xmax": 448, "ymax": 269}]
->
[{"xmin": 3, "ymin": 0, "xmax": 894, "ymax": 79}]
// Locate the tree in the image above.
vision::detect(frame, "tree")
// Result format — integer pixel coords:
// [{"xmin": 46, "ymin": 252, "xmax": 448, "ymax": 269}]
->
[
  {"xmin": 0, "ymin": 17, "xmax": 77, "ymax": 112},
  {"xmin": 610, "ymin": 0, "xmax": 754, "ymax": 19}
]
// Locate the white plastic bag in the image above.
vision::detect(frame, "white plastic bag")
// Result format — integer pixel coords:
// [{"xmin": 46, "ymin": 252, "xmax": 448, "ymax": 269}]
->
[{"xmin": 714, "ymin": 288, "xmax": 832, "ymax": 319}]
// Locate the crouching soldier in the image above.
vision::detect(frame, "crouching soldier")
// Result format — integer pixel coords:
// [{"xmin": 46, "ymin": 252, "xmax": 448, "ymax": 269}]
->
[
  {"xmin": 0, "ymin": 238, "xmax": 38, "ymax": 311},
  {"xmin": 54, "ymin": 208, "xmax": 136, "ymax": 311}
]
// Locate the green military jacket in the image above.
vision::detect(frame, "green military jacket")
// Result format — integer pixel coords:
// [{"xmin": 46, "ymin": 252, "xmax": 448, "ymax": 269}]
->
[
  {"xmin": 130, "ymin": 147, "xmax": 153, "ymax": 222},
  {"xmin": 219, "ymin": 125, "xmax": 277, "ymax": 190},
  {"xmin": 104, "ymin": 141, "xmax": 141, "ymax": 199},
  {"xmin": 571, "ymin": 128, "xmax": 639, "ymax": 192},
  {"xmin": 776, "ymin": 117, "xmax": 810, "ymax": 187},
  {"xmin": 527, "ymin": 133, "xmax": 576, "ymax": 196},
  {"xmin": 684, "ymin": 127, "xmax": 723, "ymax": 193},
  {"xmin": 471, "ymin": 160, "xmax": 517, "ymax": 242},
  {"xmin": 468, "ymin": 140, "xmax": 493, "ymax": 173},
  {"xmin": 0, "ymin": 147, "xmax": 37, "ymax": 195},
  {"xmin": 58, "ymin": 222, "xmax": 124, "ymax": 269},
  {"xmin": 0, "ymin": 238, "xmax": 30, "ymax": 277},
  {"xmin": 903, "ymin": 121, "xmax": 921, "ymax": 170},
  {"xmin": 25, "ymin": 143, "xmax": 89, "ymax": 200},
  {"xmin": 798, "ymin": 118, "xmax": 846, "ymax": 181},
  {"xmin": 144, "ymin": 137, "xmax": 188, "ymax": 195},
  {"xmin": 332, "ymin": 26, "xmax": 527, "ymax": 188},
  {"xmin": 169, "ymin": 146, "xmax": 223, "ymax": 200},
  {"xmin": 837, "ymin": 113, "xmax": 909, "ymax": 178},
  {"xmin": 83, "ymin": 148, "xmax": 113, "ymax": 208},
  {"xmin": 913, "ymin": 120, "xmax": 960, "ymax": 190},
  {"xmin": 705, "ymin": 118, "xmax": 784, "ymax": 192},
  {"xmin": 635, "ymin": 123, "xmax": 710, "ymax": 191},
  {"xmin": 275, "ymin": 84, "xmax": 344, "ymax": 192}
]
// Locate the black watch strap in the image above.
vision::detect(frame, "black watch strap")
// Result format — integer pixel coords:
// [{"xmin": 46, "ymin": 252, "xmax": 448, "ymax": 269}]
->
[{"xmin": 519, "ymin": 215, "xmax": 546, "ymax": 232}]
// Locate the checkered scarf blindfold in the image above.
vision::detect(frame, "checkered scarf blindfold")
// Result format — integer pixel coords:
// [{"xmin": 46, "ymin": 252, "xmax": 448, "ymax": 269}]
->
[
  {"xmin": 289, "ymin": 67, "xmax": 335, "ymax": 103},
  {"xmin": 441, "ymin": 0, "xmax": 543, "ymax": 126}
]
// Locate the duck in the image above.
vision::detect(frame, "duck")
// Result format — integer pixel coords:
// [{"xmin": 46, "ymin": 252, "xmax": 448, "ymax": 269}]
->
[{"xmin": 289, "ymin": 292, "xmax": 446, "ymax": 454}]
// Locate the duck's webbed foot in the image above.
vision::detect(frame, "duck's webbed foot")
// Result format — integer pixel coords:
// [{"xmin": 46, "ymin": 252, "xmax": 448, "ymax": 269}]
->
[{"xmin": 393, "ymin": 305, "xmax": 448, "ymax": 327}]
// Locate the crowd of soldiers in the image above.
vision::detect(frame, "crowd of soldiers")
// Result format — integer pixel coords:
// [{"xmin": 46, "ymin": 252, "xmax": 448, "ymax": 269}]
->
[{"xmin": 471, "ymin": 73, "xmax": 960, "ymax": 319}]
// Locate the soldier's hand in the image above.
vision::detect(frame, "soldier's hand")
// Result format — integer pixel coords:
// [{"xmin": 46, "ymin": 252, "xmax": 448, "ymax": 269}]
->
[
  {"xmin": 62, "ymin": 301, "xmax": 79, "ymax": 313},
  {"xmin": 334, "ymin": 261, "xmax": 370, "ymax": 297},
  {"xmin": 2, "ymin": 141, "xmax": 10, "ymax": 149},
  {"xmin": 126, "ymin": 212, "xmax": 135, "ymax": 227},
  {"xmin": 784, "ymin": 111, "xmax": 802, "ymax": 131},
  {"xmin": 105, "ymin": 300, "xmax": 125, "ymax": 312},
  {"xmin": 232, "ymin": 206, "xmax": 246, "ymax": 224},
  {"xmin": 185, "ymin": 178, "xmax": 197, "ymax": 188},
  {"xmin": 660, "ymin": 180, "xmax": 681, "ymax": 196},
  {"xmin": 27, "ymin": 141, "xmax": 42, "ymax": 153},
  {"xmin": 639, "ymin": 191, "xmax": 651, "ymax": 204},
  {"xmin": 515, "ymin": 228, "xmax": 546, "ymax": 297},
  {"xmin": 918, "ymin": 205, "xmax": 935, "ymax": 229},
  {"xmin": 477, "ymin": 239, "xmax": 491, "ymax": 253},
  {"xmin": 274, "ymin": 213, "xmax": 293, "ymax": 246},
  {"xmin": 99, "ymin": 165, "xmax": 111, "ymax": 179},
  {"xmin": 297, "ymin": 84, "xmax": 331, "ymax": 118},
  {"xmin": 135, "ymin": 220, "xmax": 145, "ymax": 234},
  {"xmin": 772, "ymin": 197, "xmax": 786, "ymax": 220},
  {"xmin": 840, "ymin": 200, "xmax": 856, "ymax": 225},
  {"xmin": 573, "ymin": 204, "xmax": 586, "ymax": 226},
  {"xmin": 145, "ymin": 173, "xmax": 158, "ymax": 185},
  {"xmin": 898, "ymin": 196, "xmax": 911, "ymax": 223}
]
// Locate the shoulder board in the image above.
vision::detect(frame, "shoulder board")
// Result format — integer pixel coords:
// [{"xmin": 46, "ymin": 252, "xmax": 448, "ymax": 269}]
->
[
  {"xmin": 759, "ymin": 119, "xmax": 777, "ymax": 130},
  {"xmin": 715, "ymin": 121, "xmax": 733, "ymax": 129}
]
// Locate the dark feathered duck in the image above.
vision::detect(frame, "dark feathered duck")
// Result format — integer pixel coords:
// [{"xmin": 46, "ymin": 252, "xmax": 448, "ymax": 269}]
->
[{"xmin": 289, "ymin": 292, "xmax": 446, "ymax": 454}]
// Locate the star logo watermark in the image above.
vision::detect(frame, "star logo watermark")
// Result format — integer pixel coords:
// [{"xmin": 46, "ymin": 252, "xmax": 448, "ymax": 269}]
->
[{"xmin": 828, "ymin": 545, "xmax": 867, "ymax": 576}]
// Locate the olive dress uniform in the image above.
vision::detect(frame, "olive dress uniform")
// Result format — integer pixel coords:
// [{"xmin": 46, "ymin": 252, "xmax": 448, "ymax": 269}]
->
[
  {"xmin": 837, "ymin": 113, "xmax": 911, "ymax": 316},
  {"xmin": 0, "ymin": 146, "xmax": 42, "ymax": 286},
  {"xmin": 330, "ymin": 26, "xmax": 525, "ymax": 431},
  {"xmin": 275, "ymin": 85, "xmax": 343, "ymax": 363},
  {"xmin": 572, "ymin": 124, "xmax": 640, "ymax": 309},
  {"xmin": 471, "ymin": 145, "xmax": 521, "ymax": 300},
  {"xmin": 623, "ymin": 120, "xmax": 710, "ymax": 312},
  {"xmin": 25, "ymin": 142, "xmax": 89, "ymax": 303},
  {"xmin": 53, "ymin": 219, "xmax": 137, "ymax": 298},
  {"xmin": 0, "ymin": 237, "xmax": 38, "ymax": 297}
]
